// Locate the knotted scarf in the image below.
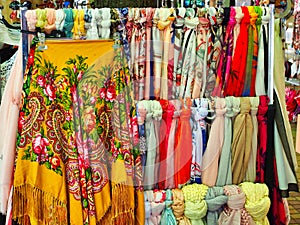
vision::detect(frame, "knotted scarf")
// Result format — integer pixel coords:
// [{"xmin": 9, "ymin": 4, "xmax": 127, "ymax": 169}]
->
[
  {"xmin": 174, "ymin": 99, "xmax": 192, "ymax": 187},
  {"xmin": 145, "ymin": 191, "xmax": 152, "ymax": 225},
  {"xmin": 158, "ymin": 100, "xmax": 175, "ymax": 190},
  {"xmin": 179, "ymin": 9, "xmax": 198, "ymax": 99},
  {"xmin": 99, "ymin": 8, "xmax": 111, "ymax": 39},
  {"xmin": 171, "ymin": 188, "xmax": 191, "ymax": 225},
  {"xmin": 202, "ymin": 97, "xmax": 226, "ymax": 187},
  {"xmin": 63, "ymin": 8, "xmax": 74, "ymax": 38},
  {"xmin": 216, "ymin": 96, "xmax": 240, "ymax": 186},
  {"xmin": 143, "ymin": 100, "xmax": 162, "ymax": 190},
  {"xmin": 240, "ymin": 182, "xmax": 271, "ymax": 225},
  {"xmin": 218, "ymin": 185, "xmax": 255, "ymax": 225},
  {"xmin": 150, "ymin": 190, "xmax": 166, "ymax": 225},
  {"xmin": 245, "ymin": 97, "xmax": 259, "ymax": 182},
  {"xmin": 232, "ymin": 7, "xmax": 244, "ymax": 57},
  {"xmin": 35, "ymin": 8, "xmax": 47, "ymax": 29},
  {"xmin": 160, "ymin": 189, "xmax": 176, "ymax": 225},
  {"xmin": 55, "ymin": 9, "xmax": 65, "ymax": 32},
  {"xmin": 205, "ymin": 187, "xmax": 228, "ymax": 225},
  {"xmin": 86, "ymin": 9, "xmax": 100, "ymax": 40},
  {"xmin": 173, "ymin": 7, "xmax": 186, "ymax": 99},
  {"xmin": 255, "ymin": 7, "xmax": 269, "ymax": 96},
  {"xmin": 25, "ymin": 10, "xmax": 37, "ymax": 32},
  {"xmin": 137, "ymin": 101, "xmax": 148, "ymax": 173},
  {"xmin": 182, "ymin": 183, "xmax": 208, "ymax": 225},
  {"xmin": 44, "ymin": 8, "xmax": 56, "ymax": 35},
  {"xmin": 231, "ymin": 97, "xmax": 253, "ymax": 184},
  {"xmin": 165, "ymin": 100, "xmax": 182, "ymax": 189},
  {"xmin": 72, "ymin": 9, "xmax": 85, "ymax": 40}
]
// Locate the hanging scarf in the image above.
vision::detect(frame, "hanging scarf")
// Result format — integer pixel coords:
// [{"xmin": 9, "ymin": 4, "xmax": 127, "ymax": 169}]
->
[
  {"xmin": 171, "ymin": 188, "xmax": 191, "ymax": 225},
  {"xmin": 173, "ymin": 7, "xmax": 186, "ymax": 99},
  {"xmin": 137, "ymin": 101, "xmax": 148, "ymax": 171},
  {"xmin": 240, "ymin": 182, "xmax": 271, "ymax": 225},
  {"xmin": 226, "ymin": 6, "xmax": 250, "ymax": 97},
  {"xmin": 63, "ymin": 8, "xmax": 74, "ymax": 38},
  {"xmin": 35, "ymin": 8, "xmax": 47, "ymax": 29},
  {"xmin": 144, "ymin": 8, "xmax": 154, "ymax": 100},
  {"xmin": 158, "ymin": 8, "xmax": 173, "ymax": 100},
  {"xmin": 179, "ymin": 9, "xmax": 198, "ymax": 99},
  {"xmin": 190, "ymin": 99, "xmax": 206, "ymax": 184},
  {"xmin": 158, "ymin": 100, "xmax": 175, "ymax": 190},
  {"xmin": 86, "ymin": 9, "xmax": 100, "ymax": 40},
  {"xmin": 205, "ymin": 187, "xmax": 228, "ymax": 225},
  {"xmin": 144, "ymin": 100, "xmax": 162, "ymax": 190},
  {"xmin": 201, "ymin": 97, "xmax": 226, "ymax": 187},
  {"xmin": 245, "ymin": 97, "xmax": 259, "ymax": 182},
  {"xmin": 44, "ymin": 8, "xmax": 56, "ymax": 35},
  {"xmin": 174, "ymin": 99, "xmax": 193, "ymax": 187},
  {"xmin": 182, "ymin": 183, "xmax": 208, "ymax": 225},
  {"xmin": 72, "ymin": 9, "xmax": 86, "ymax": 40},
  {"xmin": 209, "ymin": 7, "xmax": 224, "ymax": 98},
  {"xmin": 55, "ymin": 9, "xmax": 65, "ymax": 32},
  {"xmin": 231, "ymin": 97, "xmax": 253, "ymax": 184},
  {"xmin": 222, "ymin": 8, "xmax": 236, "ymax": 96},
  {"xmin": 232, "ymin": 7, "xmax": 244, "ymax": 57},
  {"xmin": 218, "ymin": 185, "xmax": 255, "ymax": 225},
  {"xmin": 145, "ymin": 191, "xmax": 152, "ymax": 225},
  {"xmin": 99, "ymin": 8, "xmax": 111, "ymax": 39},
  {"xmin": 193, "ymin": 13, "xmax": 210, "ymax": 99},
  {"xmin": 216, "ymin": 96, "xmax": 240, "ymax": 186},
  {"xmin": 152, "ymin": 8, "xmax": 163, "ymax": 99},
  {"xmin": 242, "ymin": 6, "xmax": 258, "ymax": 97},
  {"xmin": 165, "ymin": 100, "xmax": 182, "ymax": 189},
  {"xmin": 255, "ymin": 7, "xmax": 269, "ymax": 96},
  {"xmin": 255, "ymin": 95, "xmax": 269, "ymax": 183},
  {"xmin": 149, "ymin": 190, "xmax": 166, "ymax": 225},
  {"xmin": 25, "ymin": 10, "xmax": 37, "ymax": 32},
  {"xmin": 160, "ymin": 189, "xmax": 176, "ymax": 225}
]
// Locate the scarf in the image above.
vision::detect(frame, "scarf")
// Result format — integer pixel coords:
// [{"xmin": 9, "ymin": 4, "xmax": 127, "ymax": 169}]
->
[
  {"xmin": 255, "ymin": 7, "xmax": 269, "ymax": 96},
  {"xmin": 202, "ymin": 97, "xmax": 226, "ymax": 187},
  {"xmin": 205, "ymin": 187, "xmax": 228, "ymax": 225},
  {"xmin": 152, "ymin": 8, "xmax": 163, "ymax": 99},
  {"xmin": 25, "ymin": 10, "xmax": 37, "ymax": 32},
  {"xmin": 182, "ymin": 183, "xmax": 208, "ymax": 225},
  {"xmin": 231, "ymin": 97, "xmax": 253, "ymax": 184},
  {"xmin": 210, "ymin": 7, "xmax": 224, "ymax": 98},
  {"xmin": 193, "ymin": 15, "xmax": 210, "ymax": 99},
  {"xmin": 173, "ymin": 8, "xmax": 186, "ymax": 99},
  {"xmin": 174, "ymin": 99, "xmax": 193, "ymax": 187},
  {"xmin": 171, "ymin": 189, "xmax": 191, "ymax": 225},
  {"xmin": 158, "ymin": 100, "xmax": 175, "ymax": 190},
  {"xmin": 245, "ymin": 97, "xmax": 259, "ymax": 182},
  {"xmin": 72, "ymin": 9, "xmax": 86, "ymax": 40},
  {"xmin": 158, "ymin": 8, "xmax": 173, "ymax": 100},
  {"xmin": 165, "ymin": 100, "xmax": 182, "ymax": 189},
  {"xmin": 216, "ymin": 96, "xmax": 240, "ymax": 186},
  {"xmin": 218, "ymin": 185, "xmax": 255, "ymax": 225},
  {"xmin": 99, "ymin": 8, "xmax": 111, "ymax": 39},
  {"xmin": 44, "ymin": 8, "xmax": 56, "ymax": 35},
  {"xmin": 35, "ymin": 8, "xmax": 47, "ymax": 29},
  {"xmin": 160, "ymin": 189, "xmax": 176, "ymax": 225},
  {"xmin": 86, "ymin": 9, "xmax": 100, "ymax": 40},
  {"xmin": 179, "ymin": 9, "xmax": 198, "ymax": 99},
  {"xmin": 240, "ymin": 182, "xmax": 271, "ymax": 225},
  {"xmin": 232, "ymin": 7, "xmax": 244, "ymax": 57},
  {"xmin": 149, "ymin": 190, "xmax": 166, "ymax": 225},
  {"xmin": 145, "ymin": 191, "xmax": 152, "ymax": 225},
  {"xmin": 55, "ymin": 9, "xmax": 65, "ymax": 32},
  {"xmin": 144, "ymin": 100, "xmax": 162, "ymax": 190},
  {"xmin": 63, "ymin": 8, "xmax": 74, "ymax": 38},
  {"xmin": 255, "ymin": 95, "xmax": 269, "ymax": 183},
  {"xmin": 144, "ymin": 8, "xmax": 154, "ymax": 100}
]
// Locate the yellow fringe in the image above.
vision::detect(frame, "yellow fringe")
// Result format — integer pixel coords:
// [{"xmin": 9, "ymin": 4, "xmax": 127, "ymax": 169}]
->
[{"xmin": 12, "ymin": 184, "xmax": 68, "ymax": 225}]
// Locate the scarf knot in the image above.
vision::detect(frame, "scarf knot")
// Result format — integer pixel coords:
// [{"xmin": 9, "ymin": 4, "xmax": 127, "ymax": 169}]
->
[
  {"xmin": 152, "ymin": 101, "xmax": 163, "ymax": 120},
  {"xmin": 235, "ymin": 7, "xmax": 244, "ymax": 24},
  {"xmin": 240, "ymin": 182, "xmax": 271, "ymax": 224},
  {"xmin": 261, "ymin": 8, "xmax": 270, "ymax": 25},
  {"xmin": 228, "ymin": 8, "xmax": 236, "ymax": 27},
  {"xmin": 224, "ymin": 185, "xmax": 246, "ymax": 210},
  {"xmin": 172, "ymin": 189, "xmax": 191, "ymax": 224},
  {"xmin": 35, "ymin": 8, "xmax": 47, "ymax": 29}
]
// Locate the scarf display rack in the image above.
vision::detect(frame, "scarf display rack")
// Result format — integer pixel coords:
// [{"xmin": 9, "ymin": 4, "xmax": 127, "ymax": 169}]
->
[{"xmin": 0, "ymin": 1, "xmax": 297, "ymax": 224}]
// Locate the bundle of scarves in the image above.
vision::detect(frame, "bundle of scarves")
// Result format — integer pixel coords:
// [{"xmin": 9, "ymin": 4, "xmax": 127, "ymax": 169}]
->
[{"xmin": 143, "ymin": 182, "xmax": 271, "ymax": 225}]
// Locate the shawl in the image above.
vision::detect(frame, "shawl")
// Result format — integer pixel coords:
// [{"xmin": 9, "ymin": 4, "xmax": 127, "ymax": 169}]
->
[
  {"xmin": 182, "ymin": 183, "xmax": 208, "ymax": 225},
  {"xmin": 205, "ymin": 187, "xmax": 228, "ymax": 225},
  {"xmin": 240, "ymin": 182, "xmax": 271, "ymax": 225},
  {"xmin": 149, "ymin": 190, "xmax": 166, "ymax": 225},
  {"xmin": 0, "ymin": 47, "xmax": 23, "ymax": 215},
  {"xmin": 160, "ymin": 189, "xmax": 176, "ymax": 225}
]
